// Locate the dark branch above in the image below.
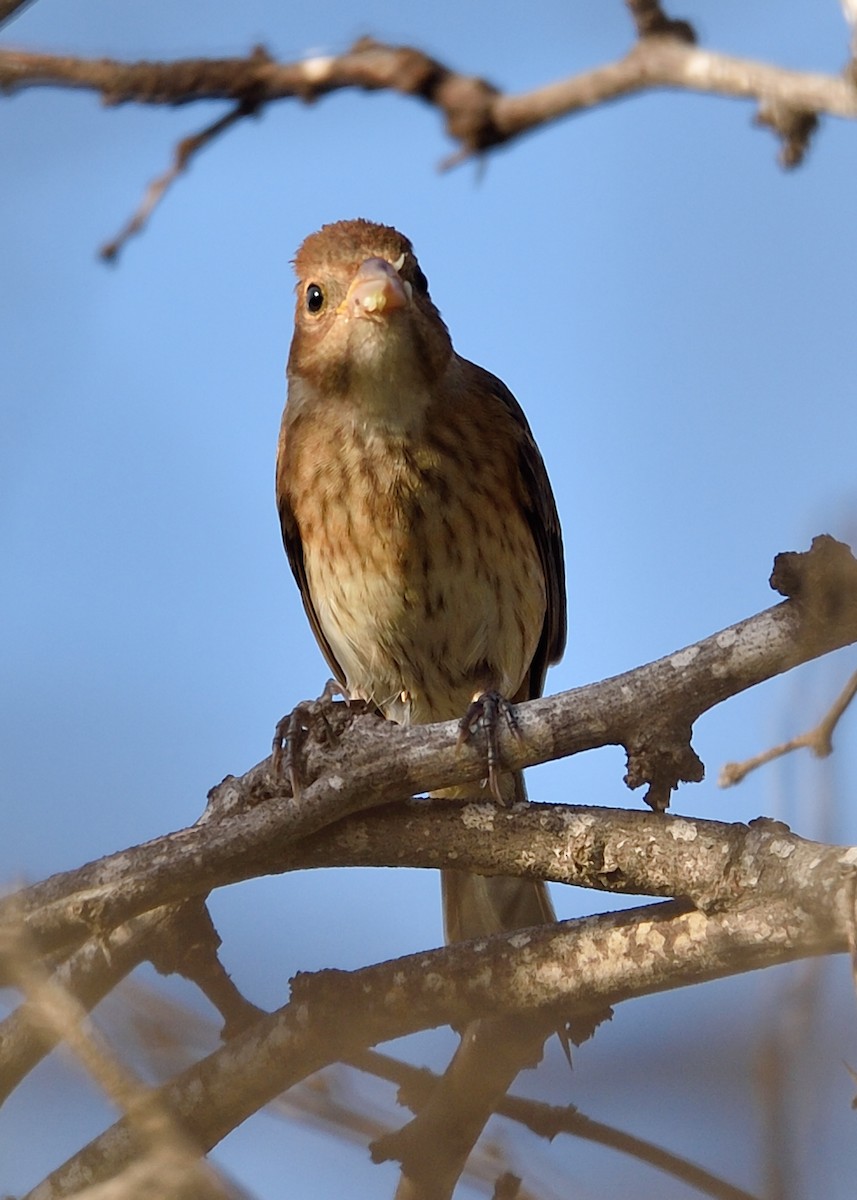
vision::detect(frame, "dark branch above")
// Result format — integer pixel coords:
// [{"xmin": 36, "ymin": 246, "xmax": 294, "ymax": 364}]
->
[
  {"xmin": 3, "ymin": 20, "xmax": 852, "ymax": 257},
  {"xmin": 1, "ymin": 34, "xmax": 855, "ymax": 158}
]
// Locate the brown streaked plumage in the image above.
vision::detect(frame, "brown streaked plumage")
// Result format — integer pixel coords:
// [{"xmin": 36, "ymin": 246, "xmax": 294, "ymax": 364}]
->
[{"xmin": 277, "ymin": 218, "xmax": 566, "ymax": 943}]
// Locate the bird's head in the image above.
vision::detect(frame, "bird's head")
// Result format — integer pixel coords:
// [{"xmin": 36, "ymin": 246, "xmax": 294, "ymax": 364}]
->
[{"xmin": 287, "ymin": 219, "xmax": 453, "ymax": 411}]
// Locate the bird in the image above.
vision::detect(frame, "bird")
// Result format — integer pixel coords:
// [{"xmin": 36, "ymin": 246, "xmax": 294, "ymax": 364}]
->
[{"xmin": 276, "ymin": 217, "xmax": 566, "ymax": 948}]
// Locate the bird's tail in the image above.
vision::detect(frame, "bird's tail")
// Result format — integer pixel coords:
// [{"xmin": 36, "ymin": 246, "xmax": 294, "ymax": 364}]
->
[
  {"xmin": 389, "ymin": 770, "xmax": 565, "ymax": 1196},
  {"xmin": 438, "ymin": 769, "xmax": 555, "ymax": 943},
  {"xmin": 442, "ymin": 867, "xmax": 555, "ymax": 943}
]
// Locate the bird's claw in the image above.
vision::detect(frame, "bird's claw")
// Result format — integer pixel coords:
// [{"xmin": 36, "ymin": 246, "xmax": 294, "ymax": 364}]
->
[
  {"xmin": 272, "ymin": 679, "xmax": 345, "ymax": 798},
  {"xmin": 457, "ymin": 690, "xmax": 523, "ymax": 805}
]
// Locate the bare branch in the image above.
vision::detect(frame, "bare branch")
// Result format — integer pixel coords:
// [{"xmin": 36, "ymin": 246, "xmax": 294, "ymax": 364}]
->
[
  {"xmin": 1, "ymin": 37, "xmax": 856, "ymax": 158},
  {"xmin": 25, "ymin": 888, "xmax": 850, "ymax": 1199},
  {"xmin": 1, "ymin": 30, "xmax": 852, "ymax": 254},
  {"xmin": 3, "ymin": 800, "xmax": 850, "ymax": 1111},
  {"xmin": 4, "ymin": 536, "xmax": 857, "ymax": 1193},
  {"xmin": 385, "ymin": 1012, "xmax": 557, "ymax": 1200},
  {"xmin": 4, "ymin": 535, "xmax": 857, "ymax": 961},
  {"xmin": 112, "ymin": 987, "xmax": 560, "ymax": 1200}
]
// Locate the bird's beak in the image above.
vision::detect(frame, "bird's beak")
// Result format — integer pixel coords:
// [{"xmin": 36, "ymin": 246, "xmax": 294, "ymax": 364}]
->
[{"xmin": 338, "ymin": 256, "xmax": 410, "ymax": 319}]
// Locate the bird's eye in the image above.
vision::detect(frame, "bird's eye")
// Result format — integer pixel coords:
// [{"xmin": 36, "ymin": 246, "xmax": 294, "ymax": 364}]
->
[{"xmin": 306, "ymin": 283, "xmax": 325, "ymax": 313}]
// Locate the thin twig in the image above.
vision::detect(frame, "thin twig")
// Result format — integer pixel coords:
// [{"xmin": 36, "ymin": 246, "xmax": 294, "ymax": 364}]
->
[
  {"xmin": 0, "ymin": 914, "xmax": 230, "ymax": 1200},
  {"xmin": 719, "ymin": 666, "xmax": 857, "ymax": 787},
  {"xmin": 0, "ymin": 0, "xmax": 35, "ymax": 30},
  {"xmin": 0, "ymin": 904, "xmax": 183, "ymax": 1105},
  {"xmin": 100, "ymin": 99, "xmax": 257, "ymax": 261}
]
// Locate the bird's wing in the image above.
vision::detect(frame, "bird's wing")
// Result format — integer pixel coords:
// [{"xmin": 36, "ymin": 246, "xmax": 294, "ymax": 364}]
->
[
  {"xmin": 465, "ymin": 361, "xmax": 568, "ymax": 701},
  {"xmin": 276, "ymin": 463, "xmax": 347, "ymax": 689}
]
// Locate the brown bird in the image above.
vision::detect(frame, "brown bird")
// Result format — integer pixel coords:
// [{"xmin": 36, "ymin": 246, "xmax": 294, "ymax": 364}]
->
[{"xmin": 276, "ymin": 218, "xmax": 566, "ymax": 946}]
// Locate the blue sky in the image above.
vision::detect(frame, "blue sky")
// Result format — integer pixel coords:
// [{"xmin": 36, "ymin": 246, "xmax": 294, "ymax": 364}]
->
[{"xmin": 3, "ymin": 2, "xmax": 857, "ymax": 1197}]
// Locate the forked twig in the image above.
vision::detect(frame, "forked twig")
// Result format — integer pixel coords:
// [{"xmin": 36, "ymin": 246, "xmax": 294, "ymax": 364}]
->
[{"xmin": 719, "ymin": 666, "xmax": 857, "ymax": 788}]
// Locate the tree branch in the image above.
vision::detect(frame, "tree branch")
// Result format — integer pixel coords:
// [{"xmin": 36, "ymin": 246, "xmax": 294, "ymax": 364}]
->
[
  {"xmin": 1, "ymin": 35, "xmax": 855, "ymax": 157},
  {"xmin": 0, "ymin": 904, "xmax": 184, "ymax": 1103},
  {"xmin": 25, "ymin": 887, "xmax": 850, "ymax": 1199},
  {"xmin": 101, "ymin": 990, "xmax": 752, "ymax": 1200},
  {"xmin": 5, "ymin": 536, "xmax": 857, "ymax": 1196},
  {"xmin": 4, "ymin": 800, "xmax": 851, "ymax": 1116},
  {"xmin": 4, "ymin": 536, "xmax": 857, "ymax": 959},
  {"xmin": 2, "ymin": 21, "xmax": 852, "ymax": 258}
]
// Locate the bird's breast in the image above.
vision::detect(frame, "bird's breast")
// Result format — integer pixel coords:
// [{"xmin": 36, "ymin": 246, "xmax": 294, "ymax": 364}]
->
[{"xmin": 287, "ymin": 401, "xmax": 545, "ymax": 724}]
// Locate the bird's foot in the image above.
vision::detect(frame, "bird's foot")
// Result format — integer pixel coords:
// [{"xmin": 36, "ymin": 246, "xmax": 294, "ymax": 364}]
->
[
  {"xmin": 272, "ymin": 679, "xmax": 350, "ymax": 798},
  {"xmin": 457, "ymin": 690, "xmax": 523, "ymax": 805}
]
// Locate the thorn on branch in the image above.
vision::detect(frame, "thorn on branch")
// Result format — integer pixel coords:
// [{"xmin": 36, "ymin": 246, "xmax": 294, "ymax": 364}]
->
[{"xmin": 754, "ymin": 98, "xmax": 819, "ymax": 168}]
